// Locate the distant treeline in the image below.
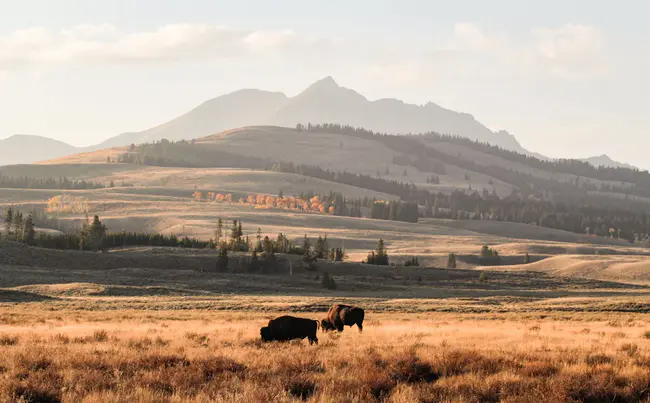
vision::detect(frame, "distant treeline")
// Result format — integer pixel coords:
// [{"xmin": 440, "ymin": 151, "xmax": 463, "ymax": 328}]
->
[
  {"xmin": 301, "ymin": 123, "xmax": 650, "ymax": 197},
  {"xmin": 0, "ymin": 176, "xmax": 105, "ymax": 190},
  {"xmin": 117, "ymin": 140, "xmax": 269, "ymax": 169}
]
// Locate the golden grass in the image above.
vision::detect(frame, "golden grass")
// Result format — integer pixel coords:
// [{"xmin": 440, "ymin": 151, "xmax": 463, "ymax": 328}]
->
[{"xmin": 0, "ymin": 310, "xmax": 649, "ymax": 402}]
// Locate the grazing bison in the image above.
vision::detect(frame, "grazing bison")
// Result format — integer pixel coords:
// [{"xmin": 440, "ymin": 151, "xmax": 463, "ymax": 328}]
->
[
  {"xmin": 260, "ymin": 315, "xmax": 319, "ymax": 345},
  {"xmin": 322, "ymin": 304, "xmax": 364, "ymax": 332}
]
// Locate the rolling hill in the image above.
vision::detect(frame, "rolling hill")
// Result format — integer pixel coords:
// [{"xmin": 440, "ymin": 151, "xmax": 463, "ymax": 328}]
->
[{"xmin": 0, "ymin": 135, "xmax": 80, "ymax": 166}]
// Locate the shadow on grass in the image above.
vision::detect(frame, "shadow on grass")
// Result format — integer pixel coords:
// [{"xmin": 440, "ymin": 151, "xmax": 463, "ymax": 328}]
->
[{"xmin": 0, "ymin": 289, "xmax": 54, "ymax": 303}]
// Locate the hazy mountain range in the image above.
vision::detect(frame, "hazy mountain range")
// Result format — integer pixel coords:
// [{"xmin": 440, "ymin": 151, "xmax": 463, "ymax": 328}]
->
[
  {"xmin": 0, "ymin": 135, "xmax": 80, "ymax": 166},
  {"xmin": 0, "ymin": 77, "xmax": 637, "ymax": 170}
]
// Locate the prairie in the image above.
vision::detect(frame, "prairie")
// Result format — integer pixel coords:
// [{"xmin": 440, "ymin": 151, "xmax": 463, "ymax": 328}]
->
[{"xmin": 0, "ymin": 307, "xmax": 649, "ymax": 402}]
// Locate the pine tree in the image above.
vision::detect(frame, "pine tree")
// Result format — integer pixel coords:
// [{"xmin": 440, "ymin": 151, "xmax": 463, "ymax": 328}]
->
[
  {"xmin": 302, "ymin": 234, "xmax": 312, "ymax": 260},
  {"xmin": 3, "ymin": 207, "xmax": 13, "ymax": 240},
  {"xmin": 22, "ymin": 214, "xmax": 36, "ymax": 245},
  {"xmin": 214, "ymin": 217, "xmax": 223, "ymax": 247},
  {"xmin": 256, "ymin": 227, "xmax": 263, "ymax": 252},
  {"xmin": 447, "ymin": 253, "xmax": 457, "ymax": 269},
  {"xmin": 217, "ymin": 247, "xmax": 229, "ymax": 272},
  {"xmin": 12, "ymin": 212, "xmax": 24, "ymax": 242},
  {"xmin": 315, "ymin": 235, "xmax": 328, "ymax": 259},
  {"xmin": 372, "ymin": 239, "xmax": 389, "ymax": 266},
  {"xmin": 109, "ymin": 180, "xmax": 115, "ymax": 188},
  {"xmin": 524, "ymin": 253, "xmax": 531, "ymax": 264},
  {"xmin": 321, "ymin": 271, "xmax": 331, "ymax": 289},
  {"xmin": 230, "ymin": 220, "xmax": 240, "ymax": 250},
  {"xmin": 88, "ymin": 215, "xmax": 107, "ymax": 251}
]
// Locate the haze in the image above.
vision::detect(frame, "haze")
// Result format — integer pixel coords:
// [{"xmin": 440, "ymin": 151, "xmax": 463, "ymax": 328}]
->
[{"xmin": 1, "ymin": 0, "xmax": 649, "ymax": 168}]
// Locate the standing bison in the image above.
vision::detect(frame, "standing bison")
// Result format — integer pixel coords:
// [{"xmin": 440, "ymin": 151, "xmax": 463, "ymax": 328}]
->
[
  {"xmin": 321, "ymin": 304, "xmax": 364, "ymax": 332},
  {"xmin": 260, "ymin": 315, "xmax": 319, "ymax": 345}
]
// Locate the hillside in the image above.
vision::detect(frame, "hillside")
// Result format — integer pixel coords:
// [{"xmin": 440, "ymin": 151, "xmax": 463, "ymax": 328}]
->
[
  {"xmin": 96, "ymin": 77, "xmax": 529, "ymax": 153},
  {"xmin": 582, "ymin": 154, "xmax": 637, "ymax": 170},
  {"xmin": 41, "ymin": 124, "xmax": 650, "ymax": 205},
  {"xmin": 0, "ymin": 135, "xmax": 80, "ymax": 166}
]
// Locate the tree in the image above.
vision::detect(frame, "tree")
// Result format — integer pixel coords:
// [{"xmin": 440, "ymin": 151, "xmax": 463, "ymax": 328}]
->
[
  {"xmin": 479, "ymin": 271, "xmax": 487, "ymax": 283},
  {"xmin": 302, "ymin": 234, "xmax": 313, "ymax": 261},
  {"xmin": 321, "ymin": 271, "xmax": 336, "ymax": 289},
  {"xmin": 315, "ymin": 235, "xmax": 328, "ymax": 259},
  {"xmin": 216, "ymin": 247, "xmax": 229, "ymax": 272},
  {"xmin": 524, "ymin": 253, "xmax": 531, "ymax": 264},
  {"xmin": 87, "ymin": 215, "xmax": 107, "ymax": 251},
  {"xmin": 248, "ymin": 250, "xmax": 260, "ymax": 272},
  {"xmin": 367, "ymin": 239, "xmax": 389, "ymax": 265},
  {"xmin": 447, "ymin": 253, "xmax": 457, "ymax": 269},
  {"xmin": 22, "ymin": 214, "xmax": 36, "ymax": 245},
  {"xmin": 109, "ymin": 180, "xmax": 115, "ymax": 188},
  {"xmin": 12, "ymin": 211, "xmax": 24, "ymax": 242},
  {"xmin": 214, "ymin": 217, "xmax": 223, "ymax": 247},
  {"xmin": 3, "ymin": 207, "xmax": 13, "ymax": 240}
]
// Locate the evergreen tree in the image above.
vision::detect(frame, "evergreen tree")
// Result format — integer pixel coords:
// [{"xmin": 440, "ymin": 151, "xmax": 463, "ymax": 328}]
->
[
  {"xmin": 248, "ymin": 250, "xmax": 260, "ymax": 272},
  {"xmin": 109, "ymin": 180, "xmax": 115, "ymax": 188},
  {"xmin": 321, "ymin": 271, "xmax": 330, "ymax": 289},
  {"xmin": 367, "ymin": 239, "xmax": 389, "ymax": 266},
  {"xmin": 447, "ymin": 253, "xmax": 457, "ymax": 269},
  {"xmin": 87, "ymin": 215, "xmax": 107, "ymax": 251},
  {"xmin": 3, "ymin": 207, "xmax": 13, "ymax": 240},
  {"xmin": 302, "ymin": 234, "xmax": 312, "ymax": 261},
  {"xmin": 524, "ymin": 253, "xmax": 531, "ymax": 264},
  {"xmin": 321, "ymin": 271, "xmax": 337, "ymax": 289},
  {"xmin": 12, "ymin": 211, "xmax": 24, "ymax": 242},
  {"xmin": 256, "ymin": 227, "xmax": 263, "ymax": 252},
  {"xmin": 217, "ymin": 247, "xmax": 229, "ymax": 272},
  {"xmin": 315, "ymin": 235, "xmax": 328, "ymax": 259},
  {"xmin": 214, "ymin": 217, "xmax": 223, "ymax": 247},
  {"xmin": 22, "ymin": 214, "xmax": 36, "ymax": 245}
]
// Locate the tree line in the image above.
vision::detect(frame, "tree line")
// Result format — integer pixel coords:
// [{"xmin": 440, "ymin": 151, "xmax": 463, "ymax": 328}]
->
[
  {"xmin": 300, "ymin": 123, "xmax": 650, "ymax": 198},
  {"xmin": 0, "ymin": 176, "xmax": 105, "ymax": 190}
]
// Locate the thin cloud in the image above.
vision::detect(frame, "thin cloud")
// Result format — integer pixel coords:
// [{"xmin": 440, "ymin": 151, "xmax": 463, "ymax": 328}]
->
[{"xmin": 0, "ymin": 24, "xmax": 339, "ymax": 68}]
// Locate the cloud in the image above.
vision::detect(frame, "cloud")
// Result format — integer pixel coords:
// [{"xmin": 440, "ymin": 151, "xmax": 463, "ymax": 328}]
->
[
  {"xmin": 0, "ymin": 24, "xmax": 338, "ymax": 69},
  {"xmin": 0, "ymin": 21, "xmax": 608, "ymax": 86},
  {"xmin": 364, "ymin": 22, "xmax": 608, "ymax": 87},
  {"xmin": 532, "ymin": 24, "xmax": 607, "ymax": 79}
]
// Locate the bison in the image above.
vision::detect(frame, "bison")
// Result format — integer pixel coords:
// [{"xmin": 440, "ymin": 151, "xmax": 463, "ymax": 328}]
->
[
  {"xmin": 260, "ymin": 315, "xmax": 319, "ymax": 345},
  {"xmin": 321, "ymin": 304, "xmax": 364, "ymax": 333}
]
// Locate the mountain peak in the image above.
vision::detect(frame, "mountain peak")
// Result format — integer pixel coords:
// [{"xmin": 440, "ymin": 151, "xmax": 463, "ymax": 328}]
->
[{"xmin": 304, "ymin": 76, "xmax": 340, "ymax": 92}]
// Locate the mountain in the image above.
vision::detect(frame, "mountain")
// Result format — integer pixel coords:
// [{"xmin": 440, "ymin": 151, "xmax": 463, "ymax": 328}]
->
[
  {"xmin": 581, "ymin": 155, "xmax": 637, "ymax": 170},
  {"xmin": 0, "ymin": 135, "xmax": 79, "ymax": 166},
  {"xmin": 97, "ymin": 76, "xmax": 530, "ymax": 153},
  {"xmin": 97, "ymin": 90, "xmax": 288, "ymax": 148}
]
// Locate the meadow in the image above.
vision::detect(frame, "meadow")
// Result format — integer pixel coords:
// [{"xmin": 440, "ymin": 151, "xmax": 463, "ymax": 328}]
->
[{"xmin": 0, "ymin": 307, "xmax": 649, "ymax": 403}]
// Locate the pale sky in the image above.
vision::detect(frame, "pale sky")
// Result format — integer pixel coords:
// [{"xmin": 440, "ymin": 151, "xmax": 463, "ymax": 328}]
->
[{"xmin": 1, "ymin": 1, "xmax": 649, "ymax": 167}]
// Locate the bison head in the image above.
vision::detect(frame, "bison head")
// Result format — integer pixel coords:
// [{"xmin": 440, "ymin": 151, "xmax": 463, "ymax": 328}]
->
[
  {"xmin": 320, "ymin": 319, "xmax": 334, "ymax": 332},
  {"xmin": 260, "ymin": 326, "xmax": 272, "ymax": 342}
]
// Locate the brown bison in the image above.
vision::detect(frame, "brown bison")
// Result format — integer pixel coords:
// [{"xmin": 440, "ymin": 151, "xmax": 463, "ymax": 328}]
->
[
  {"xmin": 260, "ymin": 315, "xmax": 319, "ymax": 345},
  {"xmin": 321, "ymin": 304, "xmax": 364, "ymax": 332}
]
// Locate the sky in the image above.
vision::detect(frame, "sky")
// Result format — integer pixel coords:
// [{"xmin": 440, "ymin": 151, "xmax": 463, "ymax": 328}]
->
[{"xmin": 1, "ymin": 0, "xmax": 649, "ymax": 167}]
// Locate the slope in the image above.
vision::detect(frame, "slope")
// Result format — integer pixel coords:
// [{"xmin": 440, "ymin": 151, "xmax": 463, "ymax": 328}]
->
[{"xmin": 0, "ymin": 135, "xmax": 80, "ymax": 166}]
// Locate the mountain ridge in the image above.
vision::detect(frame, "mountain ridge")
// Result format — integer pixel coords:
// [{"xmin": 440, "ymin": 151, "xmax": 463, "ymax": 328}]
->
[{"xmin": 95, "ymin": 76, "xmax": 531, "ymax": 153}]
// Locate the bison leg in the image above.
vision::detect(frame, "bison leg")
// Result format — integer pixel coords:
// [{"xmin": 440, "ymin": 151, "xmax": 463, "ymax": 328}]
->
[
  {"xmin": 357, "ymin": 323, "xmax": 363, "ymax": 332},
  {"xmin": 308, "ymin": 336, "xmax": 318, "ymax": 345}
]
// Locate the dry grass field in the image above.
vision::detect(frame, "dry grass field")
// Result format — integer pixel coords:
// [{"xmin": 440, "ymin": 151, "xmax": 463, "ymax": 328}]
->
[{"xmin": 0, "ymin": 307, "xmax": 649, "ymax": 402}]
